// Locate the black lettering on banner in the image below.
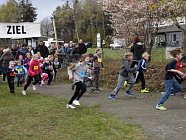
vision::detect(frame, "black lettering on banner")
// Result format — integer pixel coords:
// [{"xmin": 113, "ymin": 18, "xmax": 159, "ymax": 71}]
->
[
  {"xmin": 22, "ymin": 26, "xmax": 26, "ymax": 34},
  {"xmin": 12, "ymin": 26, "xmax": 15, "ymax": 34},
  {"xmin": 16, "ymin": 26, "xmax": 21, "ymax": 34},
  {"xmin": 7, "ymin": 26, "xmax": 11, "ymax": 34}
]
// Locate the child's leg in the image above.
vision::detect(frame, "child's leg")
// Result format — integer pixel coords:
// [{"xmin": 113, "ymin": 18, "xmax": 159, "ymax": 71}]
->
[
  {"xmin": 140, "ymin": 73, "xmax": 145, "ymax": 90},
  {"xmin": 7, "ymin": 78, "xmax": 12, "ymax": 92},
  {"xmin": 48, "ymin": 72, "xmax": 53, "ymax": 85},
  {"xmin": 24, "ymin": 76, "xmax": 33, "ymax": 91},
  {"xmin": 33, "ymin": 74, "xmax": 40, "ymax": 85},
  {"xmin": 2, "ymin": 67, "xmax": 7, "ymax": 81},
  {"xmin": 94, "ymin": 68, "xmax": 100, "ymax": 89},
  {"xmin": 110, "ymin": 75, "xmax": 126, "ymax": 96},
  {"xmin": 76, "ymin": 82, "xmax": 87, "ymax": 100},
  {"xmin": 42, "ymin": 73, "xmax": 48, "ymax": 81},
  {"xmin": 126, "ymin": 76, "xmax": 135, "ymax": 92},
  {"xmin": 68, "ymin": 82, "xmax": 81, "ymax": 104},
  {"xmin": 158, "ymin": 80, "xmax": 172, "ymax": 105},
  {"xmin": 171, "ymin": 79, "xmax": 181, "ymax": 94}
]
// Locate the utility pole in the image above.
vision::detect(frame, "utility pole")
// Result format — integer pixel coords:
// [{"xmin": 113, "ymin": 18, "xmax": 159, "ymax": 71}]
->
[{"xmin": 52, "ymin": 17, "xmax": 58, "ymax": 50}]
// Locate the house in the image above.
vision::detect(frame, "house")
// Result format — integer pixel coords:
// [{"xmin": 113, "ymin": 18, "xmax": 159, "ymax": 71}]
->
[{"xmin": 155, "ymin": 18, "xmax": 186, "ymax": 48}]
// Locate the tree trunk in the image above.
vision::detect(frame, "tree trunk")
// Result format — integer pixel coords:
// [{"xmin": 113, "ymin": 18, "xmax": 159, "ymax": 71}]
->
[{"xmin": 182, "ymin": 30, "xmax": 186, "ymax": 53}]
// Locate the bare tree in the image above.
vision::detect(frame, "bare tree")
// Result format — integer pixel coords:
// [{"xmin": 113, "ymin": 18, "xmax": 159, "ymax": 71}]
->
[{"xmin": 40, "ymin": 17, "xmax": 53, "ymax": 37}]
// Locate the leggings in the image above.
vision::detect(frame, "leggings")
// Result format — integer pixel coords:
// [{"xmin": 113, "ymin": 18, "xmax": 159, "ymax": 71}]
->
[
  {"xmin": 68, "ymin": 81, "xmax": 87, "ymax": 104},
  {"xmin": 41, "ymin": 73, "xmax": 48, "ymax": 81},
  {"xmin": 24, "ymin": 74, "xmax": 40, "ymax": 91}
]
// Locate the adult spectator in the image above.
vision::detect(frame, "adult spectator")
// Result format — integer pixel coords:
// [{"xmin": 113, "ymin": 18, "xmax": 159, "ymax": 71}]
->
[
  {"xmin": 35, "ymin": 41, "xmax": 49, "ymax": 58},
  {"xmin": 0, "ymin": 48, "xmax": 4, "ymax": 75},
  {"xmin": 0, "ymin": 47, "xmax": 14, "ymax": 81},
  {"xmin": 11, "ymin": 44, "xmax": 18, "ymax": 58},
  {"xmin": 130, "ymin": 37, "xmax": 145, "ymax": 68},
  {"xmin": 73, "ymin": 39, "xmax": 87, "ymax": 55},
  {"xmin": 15, "ymin": 44, "xmax": 28, "ymax": 60}
]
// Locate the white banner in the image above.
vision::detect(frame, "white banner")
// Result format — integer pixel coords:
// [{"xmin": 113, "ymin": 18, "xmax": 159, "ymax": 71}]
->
[{"xmin": 0, "ymin": 22, "xmax": 41, "ymax": 38}]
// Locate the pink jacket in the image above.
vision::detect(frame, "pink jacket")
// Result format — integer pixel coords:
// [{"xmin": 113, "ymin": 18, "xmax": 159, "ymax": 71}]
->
[{"xmin": 28, "ymin": 60, "xmax": 42, "ymax": 76}]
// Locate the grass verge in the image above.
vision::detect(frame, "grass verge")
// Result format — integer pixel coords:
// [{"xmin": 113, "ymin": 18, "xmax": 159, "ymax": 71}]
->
[{"xmin": 0, "ymin": 82, "xmax": 145, "ymax": 140}]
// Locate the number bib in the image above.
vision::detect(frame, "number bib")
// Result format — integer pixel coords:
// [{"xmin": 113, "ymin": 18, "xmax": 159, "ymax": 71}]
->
[
  {"xmin": 45, "ymin": 66, "xmax": 49, "ymax": 70},
  {"xmin": 34, "ymin": 66, "xmax": 38, "ymax": 70},
  {"xmin": 80, "ymin": 71, "xmax": 85, "ymax": 77},
  {"xmin": 98, "ymin": 58, "xmax": 102, "ymax": 63},
  {"xmin": 18, "ymin": 68, "xmax": 23, "ymax": 73}
]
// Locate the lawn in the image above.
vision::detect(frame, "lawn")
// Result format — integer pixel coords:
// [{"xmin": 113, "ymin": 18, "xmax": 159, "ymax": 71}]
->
[
  {"xmin": 0, "ymin": 82, "xmax": 145, "ymax": 140},
  {"xmin": 86, "ymin": 48, "xmax": 166, "ymax": 63}
]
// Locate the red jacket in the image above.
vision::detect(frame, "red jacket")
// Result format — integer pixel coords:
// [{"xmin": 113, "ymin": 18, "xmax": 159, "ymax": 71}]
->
[
  {"xmin": 177, "ymin": 59, "xmax": 186, "ymax": 71},
  {"xmin": 28, "ymin": 60, "xmax": 42, "ymax": 76}
]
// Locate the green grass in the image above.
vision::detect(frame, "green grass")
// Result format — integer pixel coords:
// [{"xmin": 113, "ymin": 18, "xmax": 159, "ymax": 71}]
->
[
  {"xmin": 87, "ymin": 48, "xmax": 166, "ymax": 63},
  {"xmin": 0, "ymin": 82, "xmax": 145, "ymax": 140}
]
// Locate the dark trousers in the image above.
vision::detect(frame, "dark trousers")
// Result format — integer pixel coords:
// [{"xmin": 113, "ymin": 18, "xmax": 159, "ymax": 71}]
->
[
  {"xmin": 7, "ymin": 77, "xmax": 15, "ymax": 93},
  {"xmin": 47, "ymin": 72, "xmax": 53, "ymax": 85},
  {"xmin": 24, "ymin": 75, "xmax": 40, "ymax": 91},
  {"xmin": 17, "ymin": 74, "xmax": 24, "ymax": 86},
  {"xmin": 2, "ymin": 67, "xmax": 8, "ymax": 81},
  {"xmin": 53, "ymin": 71, "xmax": 57, "ymax": 81},
  {"xmin": 94, "ymin": 68, "xmax": 100, "ymax": 89},
  {"xmin": 68, "ymin": 81, "xmax": 87, "ymax": 104},
  {"xmin": 135, "ymin": 71, "xmax": 145, "ymax": 90}
]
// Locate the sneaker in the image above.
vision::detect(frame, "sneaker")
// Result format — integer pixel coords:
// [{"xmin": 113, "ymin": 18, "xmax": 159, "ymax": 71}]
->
[
  {"xmin": 22, "ymin": 90, "xmax": 26, "ymax": 96},
  {"xmin": 141, "ymin": 89, "xmax": 149, "ymax": 93},
  {"xmin": 123, "ymin": 81, "xmax": 128, "ymax": 87},
  {"xmin": 33, "ymin": 85, "xmax": 36, "ymax": 91},
  {"xmin": 125, "ymin": 91, "xmax": 133, "ymax": 97},
  {"xmin": 156, "ymin": 104, "xmax": 167, "ymax": 111},
  {"xmin": 66, "ymin": 104, "xmax": 76, "ymax": 109},
  {"xmin": 161, "ymin": 92, "xmax": 165, "ymax": 95},
  {"xmin": 73, "ymin": 100, "xmax": 81, "ymax": 106},
  {"xmin": 184, "ymin": 95, "xmax": 186, "ymax": 99},
  {"xmin": 109, "ymin": 95, "xmax": 117, "ymax": 100}
]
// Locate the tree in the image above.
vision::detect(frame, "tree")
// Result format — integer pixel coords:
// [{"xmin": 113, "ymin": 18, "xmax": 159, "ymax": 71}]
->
[
  {"xmin": 40, "ymin": 17, "xmax": 53, "ymax": 37},
  {"xmin": 17, "ymin": 0, "xmax": 37, "ymax": 22},
  {"xmin": 0, "ymin": 0, "xmax": 19, "ymax": 22},
  {"xmin": 0, "ymin": 0, "xmax": 37, "ymax": 22}
]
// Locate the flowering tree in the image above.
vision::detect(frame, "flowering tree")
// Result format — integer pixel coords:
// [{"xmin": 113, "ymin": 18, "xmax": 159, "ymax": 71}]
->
[{"xmin": 100, "ymin": 0, "xmax": 186, "ymax": 52}]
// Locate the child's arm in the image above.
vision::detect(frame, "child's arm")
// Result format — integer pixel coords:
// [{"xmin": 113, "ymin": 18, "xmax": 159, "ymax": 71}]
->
[
  {"xmin": 168, "ymin": 69, "xmax": 184, "ymax": 76},
  {"xmin": 141, "ymin": 59, "xmax": 147, "ymax": 70}
]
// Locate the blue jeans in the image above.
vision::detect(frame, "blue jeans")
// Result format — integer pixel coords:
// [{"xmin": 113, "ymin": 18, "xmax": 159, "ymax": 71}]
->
[{"xmin": 158, "ymin": 79, "xmax": 181, "ymax": 105}]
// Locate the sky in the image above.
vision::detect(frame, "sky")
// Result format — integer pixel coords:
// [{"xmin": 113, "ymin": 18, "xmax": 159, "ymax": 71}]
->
[{"xmin": 0, "ymin": 0, "xmax": 67, "ymax": 22}]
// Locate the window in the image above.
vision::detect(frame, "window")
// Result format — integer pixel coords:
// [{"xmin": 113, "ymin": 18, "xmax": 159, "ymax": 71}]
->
[{"xmin": 173, "ymin": 34, "xmax": 176, "ymax": 41}]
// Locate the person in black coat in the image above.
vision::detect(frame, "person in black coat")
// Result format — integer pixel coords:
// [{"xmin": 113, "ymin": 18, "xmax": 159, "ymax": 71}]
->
[
  {"xmin": 35, "ymin": 41, "xmax": 49, "ymax": 58},
  {"xmin": 130, "ymin": 37, "xmax": 145, "ymax": 68}
]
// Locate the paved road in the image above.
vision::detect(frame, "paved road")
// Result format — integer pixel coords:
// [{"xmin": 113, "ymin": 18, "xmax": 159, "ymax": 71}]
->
[{"xmin": 37, "ymin": 84, "xmax": 186, "ymax": 140}]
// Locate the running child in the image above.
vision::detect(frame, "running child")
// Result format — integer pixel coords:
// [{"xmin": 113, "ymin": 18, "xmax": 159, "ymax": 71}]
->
[
  {"xmin": 7, "ymin": 61, "xmax": 17, "ymax": 94},
  {"xmin": 22, "ymin": 54, "xmax": 42, "ymax": 96},
  {"xmin": 109, "ymin": 52, "xmax": 136, "ymax": 100},
  {"xmin": 135, "ymin": 52, "xmax": 150, "ymax": 93},
  {"xmin": 53, "ymin": 57, "xmax": 62, "ymax": 81},
  {"xmin": 92, "ymin": 48, "xmax": 104, "ymax": 92},
  {"xmin": 15, "ymin": 60, "xmax": 27, "ymax": 87},
  {"xmin": 156, "ymin": 49, "xmax": 184, "ymax": 111},
  {"xmin": 41, "ymin": 57, "xmax": 53, "ymax": 86},
  {"xmin": 66, "ymin": 54, "xmax": 89, "ymax": 109}
]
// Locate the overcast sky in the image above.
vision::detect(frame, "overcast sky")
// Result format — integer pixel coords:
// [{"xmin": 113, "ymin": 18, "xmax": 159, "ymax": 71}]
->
[{"xmin": 0, "ymin": 0, "xmax": 67, "ymax": 22}]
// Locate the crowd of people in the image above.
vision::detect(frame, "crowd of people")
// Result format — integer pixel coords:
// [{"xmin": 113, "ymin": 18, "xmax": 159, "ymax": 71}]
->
[{"xmin": 0, "ymin": 37, "xmax": 186, "ymax": 111}]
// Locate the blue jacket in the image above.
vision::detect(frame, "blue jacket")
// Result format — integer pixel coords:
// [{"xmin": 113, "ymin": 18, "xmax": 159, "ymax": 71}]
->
[{"xmin": 15, "ymin": 65, "xmax": 26, "ymax": 75}]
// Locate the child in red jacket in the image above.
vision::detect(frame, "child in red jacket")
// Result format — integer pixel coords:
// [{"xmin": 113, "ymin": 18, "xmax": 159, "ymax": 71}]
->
[{"xmin": 22, "ymin": 54, "xmax": 42, "ymax": 95}]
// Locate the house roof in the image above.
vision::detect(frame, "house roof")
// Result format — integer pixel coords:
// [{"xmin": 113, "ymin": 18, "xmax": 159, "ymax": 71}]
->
[{"xmin": 157, "ymin": 25, "xmax": 186, "ymax": 33}]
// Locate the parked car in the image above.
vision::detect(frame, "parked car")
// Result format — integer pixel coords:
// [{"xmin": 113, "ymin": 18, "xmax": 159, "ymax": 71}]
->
[
  {"xmin": 85, "ymin": 42, "xmax": 93, "ymax": 48},
  {"xmin": 110, "ymin": 42, "xmax": 123, "ymax": 49}
]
